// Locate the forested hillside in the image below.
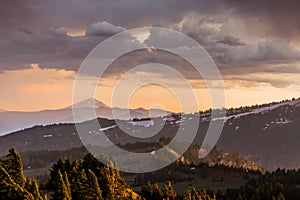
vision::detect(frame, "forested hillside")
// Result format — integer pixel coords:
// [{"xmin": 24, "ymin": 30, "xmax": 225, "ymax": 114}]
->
[{"xmin": 1, "ymin": 149, "xmax": 300, "ymax": 199}]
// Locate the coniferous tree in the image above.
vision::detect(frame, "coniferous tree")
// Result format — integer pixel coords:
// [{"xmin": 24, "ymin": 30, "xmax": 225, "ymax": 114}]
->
[
  {"xmin": 63, "ymin": 171, "xmax": 72, "ymax": 199},
  {"xmin": 98, "ymin": 166, "xmax": 116, "ymax": 199},
  {"xmin": 126, "ymin": 190, "xmax": 135, "ymax": 200},
  {"xmin": 48, "ymin": 158, "xmax": 65, "ymax": 190},
  {"xmin": 163, "ymin": 181, "xmax": 177, "ymax": 200},
  {"xmin": 25, "ymin": 178, "xmax": 43, "ymax": 200},
  {"xmin": 0, "ymin": 165, "xmax": 34, "ymax": 200},
  {"xmin": 71, "ymin": 168, "xmax": 88, "ymax": 200},
  {"xmin": 68, "ymin": 167, "xmax": 83, "ymax": 200},
  {"xmin": 183, "ymin": 186, "xmax": 199, "ymax": 200},
  {"xmin": 47, "ymin": 154, "xmax": 140, "ymax": 200},
  {"xmin": 78, "ymin": 169, "xmax": 90, "ymax": 199},
  {"xmin": 277, "ymin": 192, "xmax": 286, "ymax": 200},
  {"xmin": 236, "ymin": 193, "xmax": 243, "ymax": 200},
  {"xmin": 86, "ymin": 169, "xmax": 104, "ymax": 200},
  {"xmin": 199, "ymin": 190, "xmax": 216, "ymax": 200},
  {"xmin": 0, "ymin": 148, "xmax": 26, "ymax": 188},
  {"xmin": 52, "ymin": 170, "xmax": 72, "ymax": 200},
  {"xmin": 64, "ymin": 159, "xmax": 72, "ymax": 173},
  {"xmin": 152, "ymin": 183, "xmax": 164, "ymax": 200},
  {"xmin": 82, "ymin": 153, "xmax": 104, "ymax": 177},
  {"xmin": 141, "ymin": 181, "xmax": 152, "ymax": 199}
]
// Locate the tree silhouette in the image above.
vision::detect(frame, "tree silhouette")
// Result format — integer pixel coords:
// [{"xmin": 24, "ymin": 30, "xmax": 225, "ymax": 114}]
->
[
  {"xmin": 51, "ymin": 170, "xmax": 72, "ymax": 200},
  {"xmin": 163, "ymin": 181, "xmax": 176, "ymax": 200}
]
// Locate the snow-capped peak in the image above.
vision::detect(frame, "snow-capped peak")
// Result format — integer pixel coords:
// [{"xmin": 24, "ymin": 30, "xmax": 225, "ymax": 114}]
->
[{"xmin": 70, "ymin": 98, "xmax": 109, "ymax": 109}]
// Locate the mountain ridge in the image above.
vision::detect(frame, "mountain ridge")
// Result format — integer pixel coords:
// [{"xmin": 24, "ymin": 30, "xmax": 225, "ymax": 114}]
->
[
  {"xmin": 0, "ymin": 97, "xmax": 300, "ymax": 170},
  {"xmin": 0, "ymin": 98, "xmax": 170, "ymax": 135}
]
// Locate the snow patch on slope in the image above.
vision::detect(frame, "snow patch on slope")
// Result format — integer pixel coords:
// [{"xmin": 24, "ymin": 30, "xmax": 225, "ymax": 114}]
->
[
  {"xmin": 225, "ymin": 99, "xmax": 300, "ymax": 122},
  {"xmin": 128, "ymin": 120, "xmax": 154, "ymax": 127}
]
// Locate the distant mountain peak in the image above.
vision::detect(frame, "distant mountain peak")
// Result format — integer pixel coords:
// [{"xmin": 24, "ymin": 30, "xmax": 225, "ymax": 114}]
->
[{"xmin": 70, "ymin": 98, "xmax": 109, "ymax": 109}]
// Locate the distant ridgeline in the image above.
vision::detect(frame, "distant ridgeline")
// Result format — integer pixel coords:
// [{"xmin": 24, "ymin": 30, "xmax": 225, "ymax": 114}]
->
[
  {"xmin": 1, "ymin": 98, "xmax": 300, "ymax": 171},
  {"xmin": 16, "ymin": 142, "xmax": 261, "ymax": 173}
]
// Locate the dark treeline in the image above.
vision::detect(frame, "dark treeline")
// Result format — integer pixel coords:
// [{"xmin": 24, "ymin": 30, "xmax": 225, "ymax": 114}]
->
[
  {"xmin": 1, "ymin": 149, "xmax": 300, "ymax": 199},
  {"xmin": 0, "ymin": 149, "xmax": 215, "ymax": 199},
  {"xmin": 216, "ymin": 168, "xmax": 300, "ymax": 200}
]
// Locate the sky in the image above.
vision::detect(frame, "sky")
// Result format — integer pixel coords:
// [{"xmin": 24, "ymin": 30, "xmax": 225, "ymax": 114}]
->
[{"xmin": 1, "ymin": 0, "xmax": 300, "ymax": 112}]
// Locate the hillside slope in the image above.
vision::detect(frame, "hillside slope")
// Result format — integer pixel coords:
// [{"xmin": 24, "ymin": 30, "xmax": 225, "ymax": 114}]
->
[{"xmin": 0, "ymin": 98, "xmax": 299, "ymax": 170}]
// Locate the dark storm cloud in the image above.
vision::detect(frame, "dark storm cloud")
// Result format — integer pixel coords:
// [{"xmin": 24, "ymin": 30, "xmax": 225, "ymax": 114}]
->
[
  {"xmin": 104, "ymin": 49, "xmax": 201, "ymax": 80},
  {"xmin": 0, "ymin": 0, "xmax": 219, "ymax": 72},
  {"xmin": 0, "ymin": 27, "xmax": 108, "ymax": 72},
  {"xmin": 2, "ymin": 0, "xmax": 300, "ymax": 38},
  {"xmin": 217, "ymin": 35, "xmax": 245, "ymax": 46},
  {"xmin": 211, "ymin": 39, "xmax": 300, "ymax": 84},
  {"xmin": 1, "ymin": 0, "xmax": 300, "ymax": 88},
  {"xmin": 7, "ymin": 0, "xmax": 299, "ymax": 39},
  {"xmin": 215, "ymin": 39, "xmax": 300, "ymax": 66},
  {"xmin": 0, "ymin": 0, "xmax": 228, "ymax": 33},
  {"xmin": 223, "ymin": 0, "xmax": 300, "ymax": 39}
]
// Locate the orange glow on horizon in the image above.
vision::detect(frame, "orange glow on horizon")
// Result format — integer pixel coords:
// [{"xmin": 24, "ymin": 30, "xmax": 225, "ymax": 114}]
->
[{"xmin": 0, "ymin": 64, "xmax": 300, "ymax": 112}]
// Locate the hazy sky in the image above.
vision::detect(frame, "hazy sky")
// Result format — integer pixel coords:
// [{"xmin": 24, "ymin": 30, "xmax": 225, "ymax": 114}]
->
[{"xmin": 1, "ymin": 0, "xmax": 300, "ymax": 112}]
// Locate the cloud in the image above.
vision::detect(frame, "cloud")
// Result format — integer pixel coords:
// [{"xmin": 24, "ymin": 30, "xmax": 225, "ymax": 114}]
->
[
  {"xmin": 225, "ymin": 73, "xmax": 300, "ymax": 88},
  {"xmin": 1, "ymin": 0, "xmax": 300, "ymax": 89},
  {"xmin": 2, "ymin": 0, "xmax": 300, "ymax": 41},
  {"xmin": 263, "ymin": 64, "xmax": 300, "ymax": 74},
  {"xmin": 217, "ymin": 35, "xmax": 245, "ymax": 46},
  {"xmin": 216, "ymin": 39, "xmax": 300, "ymax": 66},
  {"xmin": 86, "ymin": 21, "xmax": 126, "ymax": 36},
  {"xmin": 1, "ymin": 24, "xmax": 299, "ymax": 90},
  {"xmin": 0, "ymin": 28, "xmax": 108, "ymax": 72},
  {"xmin": 46, "ymin": 27, "xmax": 68, "ymax": 37},
  {"xmin": 223, "ymin": 0, "xmax": 300, "ymax": 39}
]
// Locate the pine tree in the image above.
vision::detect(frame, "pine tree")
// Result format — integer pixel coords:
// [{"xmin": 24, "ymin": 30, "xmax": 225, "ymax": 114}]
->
[
  {"xmin": 183, "ymin": 186, "xmax": 199, "ymax": 200},
  {"xmin": 48, "ymin": 154, "xmax": 130, "ymax": 200},
  {"xmin": 86, "ymin": 169, "xmax": 103, "ymax": 200},
  {"xmin": 63, "ymin": 171, "xmax": 72, "ymax": 199},
  {"xmin": 25, "ymin": 178, "xmax": 43, "ymax": 200},
  {"xmin": 141, "ymin": 181, "xmax": 152, "ymax": 199},
  {"xmin": 152, "ymin": 183, "xmax": 163, "ymax": 200},
  {"xmin": 237, "ymin": 193, "xmax": 243, "ymax": 200},
  {"xmin": 48, "ymin": 158, "xmax": 65, "ymax": 190},
  {"xmin": 98, "ymin": 166, "xmax": 115, "ymax": 199},
  {"xmin": 199, "ymin": 190, "xmax": 215, "ymax": 200},
  {"xmin": 70, "ymin": 168, "xmax": 88, "ymax": 200},
  {"xmin": 0, "ymin": 165, "xmax": 34, "ymax": 200},
  {"xmin": 0, "ymin": 149, "xmax": 45, "ymax": 200},
  {"xmin": 0, "ymin": 148, "xmax": 26, "ymax": 187},
  {"xmin": 277, "ymin": 192, "xmax": 286, "ymax": 200},
  {"xmin": 79, "ymin": 169, "xmax": 90, "ymax": 198},
  {"xmin": 126, "ymin": 190, "xmax": 135, "ymax": 200},
  {"xmin": 82, "ymin": 153, "xmax": 104, "ymax": 177},
  {"xmin": 163, "ymin": 181, "xmax": 176, "ymax": 200},
  {"xmin": 64, "ymin": 159, "xmax": 72, "ymax": 173},
  {"xmin": 68, "ymin": 167, "xmax": 82, "ymax": 200},
  {"xmin": 52, "ymin": 170, "xmax": 72, "ymax": 200}
]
